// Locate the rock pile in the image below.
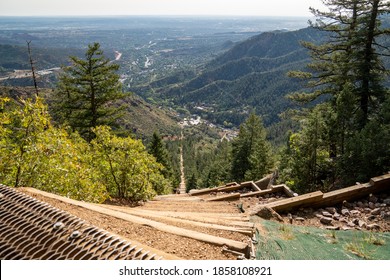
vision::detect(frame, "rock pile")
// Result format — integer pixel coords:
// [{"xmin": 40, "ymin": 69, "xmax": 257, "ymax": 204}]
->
[{"xmin": 285, "ymin": 193, "xmax": 390, "ymax": 231}]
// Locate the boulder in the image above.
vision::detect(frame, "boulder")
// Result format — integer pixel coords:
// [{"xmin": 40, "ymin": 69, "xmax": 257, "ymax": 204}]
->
[{"xmin": 250, "ymin": 205, "xmax": 283, "ymax": 222}]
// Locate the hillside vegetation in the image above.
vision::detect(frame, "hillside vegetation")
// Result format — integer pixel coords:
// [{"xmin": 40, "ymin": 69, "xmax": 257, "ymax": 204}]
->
[{"xmin": 134, "ymin": 27, "xmax": 325, "ymax": 127}]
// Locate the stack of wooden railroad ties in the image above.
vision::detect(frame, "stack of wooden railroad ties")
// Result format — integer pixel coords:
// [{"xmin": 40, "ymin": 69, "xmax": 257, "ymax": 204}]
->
[{"xmin": 190, "ymin": 173, "xmax": 390, "ymax": 213}]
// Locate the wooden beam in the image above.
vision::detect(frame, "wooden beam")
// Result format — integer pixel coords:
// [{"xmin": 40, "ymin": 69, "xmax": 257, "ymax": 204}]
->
[
  {"xmin": 189, "ymin": 186, "xmax": 220, "ymax": 196},
  {"xmin": 254, "ymin": 174, "xmax": 273, "ymax": 190},
  {"xmin": 369, "ymin": 173, "xmax": 390, "ymax": 191},
  {"xmin": 218, "ymin": 184, "xmax": 245, "ymax": 193},
  {"xmin": 205, "ymin": 193, "xmax": 241, "ymax": 202},
  {"xmin": 263, "ymin": 191, "xmax": 324, "ymax": 213},
  {"xmin": 23, "ymin": 187, "xmax": 249, "ymax": 253},
  {"xmin": 240, "ymin": 181, "xmax": 261, "ymax": 192},
  {"xmin": 240, "ymin": 188, "xmax": 275, "ymax": 198}
]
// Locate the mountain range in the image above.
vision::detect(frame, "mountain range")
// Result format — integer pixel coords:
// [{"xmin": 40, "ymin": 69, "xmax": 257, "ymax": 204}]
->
[{"xmin": 134, "ymin": 27, "xmax": 326, "ymax": 127}]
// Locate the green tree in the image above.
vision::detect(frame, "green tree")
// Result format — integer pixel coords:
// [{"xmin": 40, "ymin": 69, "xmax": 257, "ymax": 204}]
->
[
  {"xmin": 186, "ymin": 173, "xmax": 198, "ymax": 193},
  {"xmin": 285, "ymin": 0, "xmax": 389, "ymax": 188},
  {"xmin": 0, "ymin": 97, "xmax": 50, "ymax": 187},
  {"xmin": 148, "ymin": 131, "xmax": 173, "ymax": 181},
  {"xmin": 280, "ymin": 105, "xmax": 335, "ymax": 193},
  {"xmin": 91, "ymin": 126, "xmax": 171, "ymax": 201},
  {"xmin": 231, "ymin": 113, "xmax": 273, "ymax": 182},
  {"xmin": 205, "ymin": 139, "xmax": 233, "ymax": 187},
  {"xmin": 53, "ymin": 42, "xmax": 127, "ymax": 141},
  {"xmin": 289, "ymin": 0, "xmax": 389, "ymax": 149},
  {"xmin": 0, "ymin": 96, "xmax": 107, "ymax": 202}
]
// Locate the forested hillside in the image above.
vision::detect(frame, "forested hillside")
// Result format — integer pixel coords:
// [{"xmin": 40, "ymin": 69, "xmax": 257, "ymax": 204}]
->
[{"xmin": 134, "ymin": 27, "xmax": 325, "ymax": 127}]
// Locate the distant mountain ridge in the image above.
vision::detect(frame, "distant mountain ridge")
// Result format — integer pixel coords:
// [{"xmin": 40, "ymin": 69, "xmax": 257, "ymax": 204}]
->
[{"xmin": 135, "ymin": 27, "xmax": 326, "ymax": 127}]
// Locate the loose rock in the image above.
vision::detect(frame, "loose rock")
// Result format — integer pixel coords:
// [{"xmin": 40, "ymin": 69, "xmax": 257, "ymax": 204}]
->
[
  {"xmin": 325, "ymin": 207, "xmax": 337, "ymax": 214},
  {"xmin": 342, "ymin": 200, "xmax": 352, "ymax": 208},
  {"xmin": 369, "ymin": 195, "xmax": 378, "ymax": 203},
  {"xmin": 383, "ymin": 198, "xmax": 390, "ymax": 205},
  {"xmin": 251, "ymin": 205, "xmax": 283, "ymax": 222},
  {"xmin": 341, "ymin": 209, "xmax": 350, "ymax": 216},
  {"xmin": 325, "ymin": 226, "xmax": 340, "ymax": 231},
  {"xmin": 347, "ymin": 222, "xmax": 356, "ymax": 227},
  {"xmin": 350, "ymin": 210, "xmax": 361, "ymax": 216},
  {"xmin": 367, "ymin": 215, "xmax": 377, "ymax": 221},
  {"xmin": 342, "ymin": 226, "xmax": 353, "ymax": 231},
  {"xmin": 333, "ymin": 213, "xmax": 341, "ymax": 220},
  {"xmin": 366, "ymin": 224, "xmax": 381, "ymax": 230},
  {"xmin": 320, "ymin": 217, "xmax": 333, "ymax": 225},
  {"xmin": 371, "ymin": 208, "xmax": 381, "ymax": 215},
  {"xmin": 322, "ymin": 211, "xmax": 333, "ymax": 218}
]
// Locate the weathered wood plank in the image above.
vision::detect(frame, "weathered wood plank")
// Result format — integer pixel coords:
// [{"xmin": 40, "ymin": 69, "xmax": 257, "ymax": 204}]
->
[
  {"xmin": 263, "ymin": 191, "xmax": 324, "ymax": 213},
  {"xmin": 205, "ymin": 193, "xmax": 241, "ymax": 202},
  {"xmin": 240, "ymin": 181, "xmax": 261, "ymax": 192},
  {"xmin": 254, "ymin": 174, "xmax": 273, "ymax": 190},
  {"xmin": 370, "ymin": 173, "xmax": 390, "ymax": 190},
  {"xmin": 311, "ymin": 183, "xmax": 370, "ymax": 208},
  {"xmin": 240, "ymin": 188, "xmax": 275, "ymax": 198},
  {"xmin": 218, "ymin": 184, "xmax": 245, "ymax": 192},
  {"xmin": 189, "ymin": 186, "xmax": 221, "ymax": 196},
  {"xmin": 23, "ymin": 187, "xmax": 249, "ymax": 253}
]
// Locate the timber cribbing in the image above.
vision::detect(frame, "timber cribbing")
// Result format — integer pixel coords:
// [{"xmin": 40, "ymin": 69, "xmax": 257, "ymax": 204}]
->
[{"xmin": 0, "ymin": 184, "xmax": 162, "ymax": 260}]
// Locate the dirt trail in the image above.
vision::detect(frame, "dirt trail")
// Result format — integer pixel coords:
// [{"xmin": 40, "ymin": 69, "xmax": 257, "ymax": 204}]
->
[{"xmin": 178, "ymin": 130, "xmax": 186, "ymax": 194}]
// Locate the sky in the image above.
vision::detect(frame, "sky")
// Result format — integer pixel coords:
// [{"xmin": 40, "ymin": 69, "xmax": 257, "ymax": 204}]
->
[{"xmin": 0, "ymin": 0, "xmax": 326, "ymax": 17}]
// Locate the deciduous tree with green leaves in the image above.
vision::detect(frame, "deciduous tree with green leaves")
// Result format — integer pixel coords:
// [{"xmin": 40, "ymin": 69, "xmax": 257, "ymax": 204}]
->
[
  {"xmin": 0, "ymin": 96, "xmax": 108, "ymax": 203},
  {"xmin": 91, "ymin": 126, "xmax": 171, "ymax": 201}
]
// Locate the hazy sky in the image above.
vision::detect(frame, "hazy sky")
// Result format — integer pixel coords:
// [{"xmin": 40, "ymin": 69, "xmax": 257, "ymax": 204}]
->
[{"xmin": 0, "ymin": 0, "xmax": 326, "ymax": 17}]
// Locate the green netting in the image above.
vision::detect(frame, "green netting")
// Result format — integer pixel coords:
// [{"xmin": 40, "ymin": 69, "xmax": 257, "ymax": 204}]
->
[{"xmin": 253, "ymin": 217, "xmax": 390, "ymax": 260}]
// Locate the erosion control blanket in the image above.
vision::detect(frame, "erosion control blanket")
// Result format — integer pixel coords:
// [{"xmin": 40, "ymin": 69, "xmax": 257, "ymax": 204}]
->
[{"xmin": 254, "ymin": 218, "xmax": 390, "ymax": 260}]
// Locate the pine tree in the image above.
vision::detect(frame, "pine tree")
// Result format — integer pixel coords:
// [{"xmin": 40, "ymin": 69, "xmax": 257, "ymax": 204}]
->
[
  {"xmin": 285, "ymin": 0, "xmax": 389, "ymax": 188},
  {"xmin": 148, "ymin": 131, "xmax": 173, "ymax": 180},
  {"xmin": 231, "ymin": 113, "xmax": 273, "ymax": 182},
  {"xmin": 291, "ymin": 0, "xmax": 389, "ymax": 117},
  {"xmin": 53, "ymin": 42, "xmax": 127, "ymax": 141},
  {"xmin": 186, "ymin": 173, "xmax": 197, "ymax": 193}
]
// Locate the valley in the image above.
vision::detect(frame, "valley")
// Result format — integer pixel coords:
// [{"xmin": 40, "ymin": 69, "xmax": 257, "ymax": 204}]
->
[{"xmin": 1, "ymin": 3, "xmax": 390, "ymax": 265}]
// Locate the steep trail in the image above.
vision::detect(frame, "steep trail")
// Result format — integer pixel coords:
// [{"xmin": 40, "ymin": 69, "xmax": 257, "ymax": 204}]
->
[{"xmin": 178, "ymin": 130, "xmax": 186, "ymax": 194}]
